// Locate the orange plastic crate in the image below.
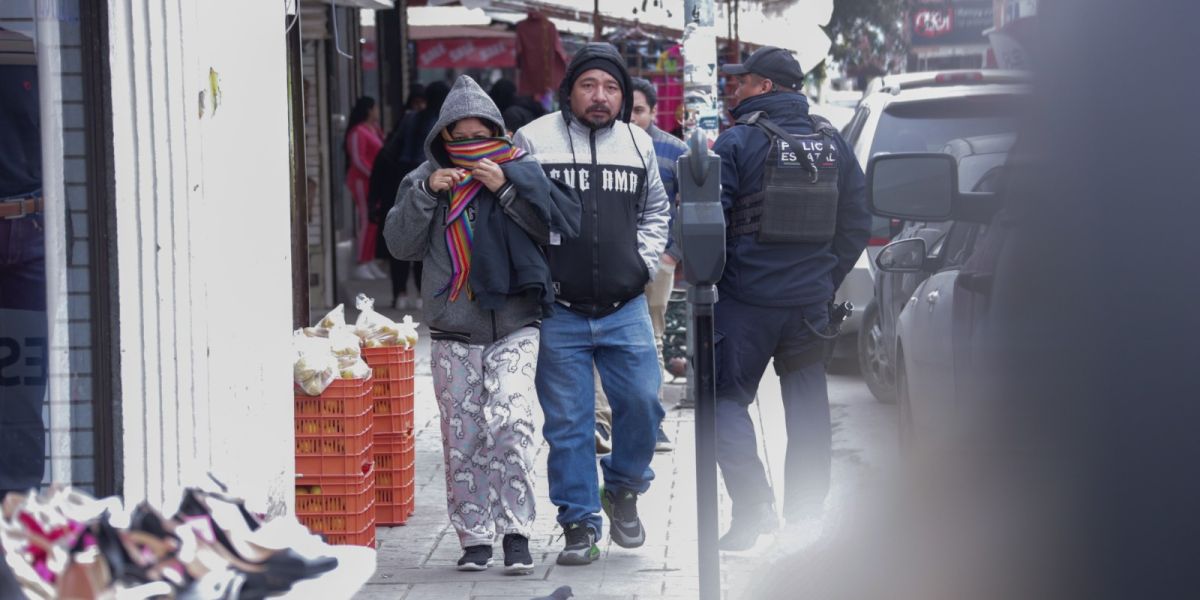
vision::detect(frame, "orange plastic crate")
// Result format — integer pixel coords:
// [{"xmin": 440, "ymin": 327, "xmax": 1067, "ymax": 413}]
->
[
  {"xmin": 323, "ymin": 520, "xmax": 376, "ymax": 548},
  {"xmin": 296, "ymin": 464, "xmax": 375, "ymax": 515},
  {"xmin": 298, "ymin": 497, "xmax": 375, "ymax": 533},
  {"xmin": 295, "ymin": 407, "xmax": 373, "ymax": 458},
  {"xmin": 376, "ymin": 482, "xmax": 414, "ymax": 526},
  {"xmin": 301, "ymin": 512, "xmax": 376, "ymax": 548},
  {"xmin": 373, "ymin": 391, "xmax": 414, "ymax": 435},
  {"xmin": 374, "ymin": 432, "xmax": 413, "ymax": 471},
  {"xmin": 362, "ymin": 346, "xmax": 415, "ymax": 382},
  {"xmin": 295, "ymin": 376, "xmax": 373, "ymax": 416},
  {"xmin": 295, "ymin": 442, "xmax": 373, "ymax": 479}
]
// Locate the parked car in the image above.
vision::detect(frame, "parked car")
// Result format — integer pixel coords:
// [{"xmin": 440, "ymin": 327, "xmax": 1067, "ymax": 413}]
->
[
  {"xmin": 867, "ymin": 150, "xmax": 1010, "ymax": 446},
  {"xmin": 864, "ymin": 133, "xmax": 1016, "ymax": 403},
  {"xmin": 835, "ymin": 70, "xmax": 1029, "ymax": 399}
]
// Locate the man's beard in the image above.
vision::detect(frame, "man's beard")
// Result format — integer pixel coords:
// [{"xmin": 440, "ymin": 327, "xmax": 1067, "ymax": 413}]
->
[{"xmin": 576, "ymin": 104, "xmax": 617, "ymax": 129}]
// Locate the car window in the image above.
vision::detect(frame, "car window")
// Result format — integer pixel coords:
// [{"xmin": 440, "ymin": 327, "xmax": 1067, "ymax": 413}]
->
[
  {"xmin": 871, "ymin": 95, "xmax": 1026, "ymax": 155},
  {"xmin": 941, "ymin": 222, "xmax": 980, "ymax": 269},
  {"xmin": 843, "ymin": 107, "xmax": 869, "ymax": 146},
  {"xmin": 958, "ymin": 154, "xmax": 1009, "ymax": 193}
]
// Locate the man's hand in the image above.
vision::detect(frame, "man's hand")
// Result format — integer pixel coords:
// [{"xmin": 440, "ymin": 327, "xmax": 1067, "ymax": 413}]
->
[
  {"xmin": 661, "ymin": 254, "xmax": 678, "ymax": 267},
  {"xmin": 472, "ymin": 158, "xmax": 507, "ymax": 193},
  {"xmin": 428, "ymin": 168, "xmax": 467, "ymax": 193}
]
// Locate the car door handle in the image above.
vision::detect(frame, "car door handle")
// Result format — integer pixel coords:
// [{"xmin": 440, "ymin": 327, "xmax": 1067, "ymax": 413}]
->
[{"xmin": 926, "ymin": 290, "xmax": 940, "ymax": 305}]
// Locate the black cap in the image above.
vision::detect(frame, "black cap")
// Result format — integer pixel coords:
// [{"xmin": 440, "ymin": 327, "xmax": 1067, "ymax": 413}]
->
[{"xmin": 721, "ymin": 46, "xmax": 805, "ymax": 90}]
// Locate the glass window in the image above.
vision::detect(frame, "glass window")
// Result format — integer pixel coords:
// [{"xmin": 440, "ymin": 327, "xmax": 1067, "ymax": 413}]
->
[{"xmin": 1, "ymin": 0, "xmax": 108, "ymax": 493}]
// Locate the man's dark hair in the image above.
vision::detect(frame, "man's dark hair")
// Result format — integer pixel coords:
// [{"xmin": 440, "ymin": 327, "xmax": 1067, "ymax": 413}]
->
[{"xmin": 630, "ymin": 77, "xmax": 657, "ymax": 109}]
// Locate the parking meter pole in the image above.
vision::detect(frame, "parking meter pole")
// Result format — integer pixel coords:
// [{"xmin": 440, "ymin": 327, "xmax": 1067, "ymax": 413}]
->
[
  {"xmin": 689, "ymin": 285, "xmax": 720, "ymax": 600},
  {"xmin": 678, "ymin": 123, "xmax": 724, "ymax": 600}
]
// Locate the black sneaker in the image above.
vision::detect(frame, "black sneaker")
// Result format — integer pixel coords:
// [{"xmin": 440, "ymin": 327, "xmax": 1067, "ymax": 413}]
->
[
  {"xmin": 502, "ymin": 534, "xmax": 534, "ymax": 575},
  {"xmin": 719, "ymin": 503, "xmax": 778, "ymax": 552},
  {"xmin": 654, "ymin": 426, "xmax": 674, "ymax": 452},
  {"xmin": 556, "ymin": 522, "xmax": 600, "ymax": 566},
  {"xmin": 457, "ymin": 545, "xmax": 493, "ymax": 571},
  {"xmin": 602, "ymin": 487, "xmax": 646, "ymax": 548},
  {"xmin": 595, "ymin": 423, "xmax": 612, "ymax": 455}
]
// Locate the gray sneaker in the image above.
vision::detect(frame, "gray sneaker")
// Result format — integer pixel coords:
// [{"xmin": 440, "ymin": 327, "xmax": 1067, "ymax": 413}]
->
[
  {"xmin": 602, "ymin": 487, "xmax": 646, "ymax": 548},
  {"xmin": 556, "ymin": 522, "xmax": 600, "ymax": 566}
]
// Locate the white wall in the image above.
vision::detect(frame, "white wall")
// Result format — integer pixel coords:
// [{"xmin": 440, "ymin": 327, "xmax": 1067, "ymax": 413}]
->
[{"xmin": 107, "ymin": 0, "xmax": 295, "ymax": 514}]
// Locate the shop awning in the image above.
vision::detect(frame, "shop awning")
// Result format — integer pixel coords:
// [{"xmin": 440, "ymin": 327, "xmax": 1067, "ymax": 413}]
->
[
  {"xmin": 407, "ymin": 6, "xmax": 514, "ymax": 40},
  {"xmin": 416, "ymin": 38, "xmax": 517, "ymax": 69}
]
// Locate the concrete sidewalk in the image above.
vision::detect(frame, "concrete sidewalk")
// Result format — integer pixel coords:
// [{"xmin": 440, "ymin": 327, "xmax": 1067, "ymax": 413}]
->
[{"xmin": 332, "ymin": 278, "xmax": 895, "ymax": 599}]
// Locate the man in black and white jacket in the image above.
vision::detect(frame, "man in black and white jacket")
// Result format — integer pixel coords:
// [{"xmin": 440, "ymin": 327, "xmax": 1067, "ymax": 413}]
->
[{"xmin": 513, "ymin": 42, "xmax": 670, "ymax": 566}]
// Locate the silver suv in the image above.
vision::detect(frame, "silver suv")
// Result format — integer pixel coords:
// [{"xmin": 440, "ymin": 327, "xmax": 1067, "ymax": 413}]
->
[{"xmin": 831, "ymin": 70, "xmax": 1030, "ymax": 402}]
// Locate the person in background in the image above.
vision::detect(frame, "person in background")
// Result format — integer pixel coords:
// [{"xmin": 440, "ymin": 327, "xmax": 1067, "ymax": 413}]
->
[
  {"xmin": 369, "ymin": 85, "xmax": 426, "ymax": 309},
  {"xmin": 488, "ymin": 78, "xmax": 548, "ymax": 136},
  {"xmin": 0, "ymin": 26, "xmax": 45, "ymax": 500},
  {"xmin": 512, "ymin": 42, "xmax": 670, "ymax": 566},
  {"xmin": 344, "ymin": 96, "xmax": 386, "ymax": 280},
  {"xmin": 593, "ymin": 77, "xmax": 687, "ymax": 455},
  {"xmin": 384, "ymin": 75, "xmax": 580, "ymax": 574}
]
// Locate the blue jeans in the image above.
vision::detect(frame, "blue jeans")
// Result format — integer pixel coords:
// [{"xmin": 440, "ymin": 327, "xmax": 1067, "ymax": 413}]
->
[
  {"xmin": 714, "ymin": 296, "xmax": 831, "ymax": 519},
  {"xmin": 0, "ymin": 213, "xmax": 47, "ymax": 491},
  {"xmin": 537, "ymin": 294, "xmax": 664, "ymax": 536}
]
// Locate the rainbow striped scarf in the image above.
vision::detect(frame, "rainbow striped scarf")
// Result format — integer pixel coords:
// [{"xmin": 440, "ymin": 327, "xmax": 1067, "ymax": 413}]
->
[{"xmin": 439, "ymin": 137, "xmax": 526, "ymax": 301}]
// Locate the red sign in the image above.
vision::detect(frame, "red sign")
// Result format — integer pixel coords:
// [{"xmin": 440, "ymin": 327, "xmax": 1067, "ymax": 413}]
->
[
  {"xmin": 913, "ymin": 9, "xmax": 954, "ymax": 39},
  {"xmin": 416, "ymin": 39, "xmax": 517, "ymax": 69}
]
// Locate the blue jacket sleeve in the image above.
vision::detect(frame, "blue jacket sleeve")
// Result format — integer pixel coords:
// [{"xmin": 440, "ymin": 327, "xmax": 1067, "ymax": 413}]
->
[
  {"xmin": 713, "ymin": 131, "xmax": 742, "ymax": 213},
  {"xmin": 831, "ymin": 136, "xmax": 871, "ymax": 290}
]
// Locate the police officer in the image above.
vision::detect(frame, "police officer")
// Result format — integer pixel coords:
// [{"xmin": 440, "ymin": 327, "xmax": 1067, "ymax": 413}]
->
[{"xmin": 711, "ymin": 47, "xmax": 871, "ymax": 551}]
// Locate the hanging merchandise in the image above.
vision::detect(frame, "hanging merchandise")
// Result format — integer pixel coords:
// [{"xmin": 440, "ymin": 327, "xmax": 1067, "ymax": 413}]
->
[{"xmin": 515, "ymin": 11, "xmax": 567, "ymax": 99}]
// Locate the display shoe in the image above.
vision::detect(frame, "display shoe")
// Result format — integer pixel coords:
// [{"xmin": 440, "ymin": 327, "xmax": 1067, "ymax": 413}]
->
[{"xmin": 174, "ymin": 490, "xmax": 337, "ymax": 584}]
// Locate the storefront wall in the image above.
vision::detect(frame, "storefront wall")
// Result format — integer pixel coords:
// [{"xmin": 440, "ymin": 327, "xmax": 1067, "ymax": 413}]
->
[{"xmin": 106, "ymin": 0, "xmax": 295, "ymax": 513}]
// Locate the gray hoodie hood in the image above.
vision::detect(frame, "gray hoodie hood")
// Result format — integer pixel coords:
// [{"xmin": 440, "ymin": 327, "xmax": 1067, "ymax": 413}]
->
[{"xmin": 424, "ymin": 75, "xmax": 508, "ymax": 167}]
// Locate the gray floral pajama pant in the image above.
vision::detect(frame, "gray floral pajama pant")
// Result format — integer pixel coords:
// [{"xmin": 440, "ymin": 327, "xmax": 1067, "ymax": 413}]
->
[{"xmin": 432, "ymin": 327, "xmax": 539, "ymax": 548}]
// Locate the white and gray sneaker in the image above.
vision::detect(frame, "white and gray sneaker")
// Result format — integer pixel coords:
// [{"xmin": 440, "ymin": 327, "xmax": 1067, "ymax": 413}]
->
[{"xmin": 556, "ymin": 523, "xmax": 600, "ymax": 566}]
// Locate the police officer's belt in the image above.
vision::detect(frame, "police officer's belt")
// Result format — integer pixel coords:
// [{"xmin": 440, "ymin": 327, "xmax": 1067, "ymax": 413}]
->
[{"xmin": 0, "ymin": 196, "xmax": 43, "ymax": 220}]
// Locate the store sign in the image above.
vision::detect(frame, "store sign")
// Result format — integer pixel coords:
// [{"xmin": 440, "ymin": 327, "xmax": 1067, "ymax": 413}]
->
[
  {"xmin": 911, "ymin": 3, "xmax": 994, "ymax": 46},
  {"xmin": 416, "ymin": 39, "xmax": 516, "ymax": 69}
]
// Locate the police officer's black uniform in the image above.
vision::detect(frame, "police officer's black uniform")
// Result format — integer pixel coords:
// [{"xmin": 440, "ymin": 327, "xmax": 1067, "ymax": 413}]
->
[{"xmin": 711, "ymin": 47, "xmax": 871, "ymax": 550}]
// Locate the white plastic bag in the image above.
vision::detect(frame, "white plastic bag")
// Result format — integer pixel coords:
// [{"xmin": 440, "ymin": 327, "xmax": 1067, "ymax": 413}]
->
[
  {"xmin": 293, "ymin": 330, "xmax": 337, "ymax": 396},
  {"xmin": 329, "ymin": 325, "xmax": 371, "ymax": 380},
  {"xmin": 397, "ymin": 315, "xmax": 420, "ymax": 349},
  {"xmin": 303, "ymin": 304, "xmax": 346, "ymax": 338},
  {"xmin": 353, "ymin": 294, "xmax": 401, "ymax": 348}
]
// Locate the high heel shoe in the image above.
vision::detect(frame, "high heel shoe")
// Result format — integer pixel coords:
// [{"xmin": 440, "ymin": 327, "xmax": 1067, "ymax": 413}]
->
[{"xmin": 174, "ymin": 488, "xmax": 338, "ymax": 583}]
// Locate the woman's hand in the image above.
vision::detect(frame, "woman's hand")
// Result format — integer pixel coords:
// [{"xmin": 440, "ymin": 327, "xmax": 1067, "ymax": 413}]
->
[
  {"xmin": 472, "ymin": 158, "xmax": 507, "ymax": 193},
  {"xmin": 428, "ymin": 168, "xmax": 466, "ymax": 193}
]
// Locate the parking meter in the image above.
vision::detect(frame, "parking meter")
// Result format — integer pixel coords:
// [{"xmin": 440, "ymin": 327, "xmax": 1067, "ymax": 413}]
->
[
  {"xmin": 677, "ymin": 131, "xmax": 726, "ymax": 291},
  {"xmin": 676, "ymin": 129, "xmax": 723, "ymax": 600}
]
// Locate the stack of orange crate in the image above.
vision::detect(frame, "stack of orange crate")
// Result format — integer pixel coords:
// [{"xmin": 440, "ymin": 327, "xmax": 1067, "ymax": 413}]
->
[
  {"xmin": 294, "ymin": 376, "xmax": 377, "ymax": 547},
  {"xmin": 362, "ymin": 345, "xmax": 416, "ymax": 525}
]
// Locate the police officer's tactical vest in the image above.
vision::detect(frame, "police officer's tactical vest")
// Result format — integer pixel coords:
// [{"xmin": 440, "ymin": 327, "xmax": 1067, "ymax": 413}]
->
[{"xmin": 727, "ymin": 111, "xmax": 841, "ymax": 244}]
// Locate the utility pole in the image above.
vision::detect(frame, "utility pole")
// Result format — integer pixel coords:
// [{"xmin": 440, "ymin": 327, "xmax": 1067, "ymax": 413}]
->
[{"xmin": 682, "ymin": 0, "xmax": 720, "ymax": 147}]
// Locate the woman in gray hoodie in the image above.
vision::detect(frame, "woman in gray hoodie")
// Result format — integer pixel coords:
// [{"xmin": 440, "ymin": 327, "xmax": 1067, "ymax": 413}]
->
[{"xmin": 383, "ymin": 75, "xmax": 578, "ymax": 574}]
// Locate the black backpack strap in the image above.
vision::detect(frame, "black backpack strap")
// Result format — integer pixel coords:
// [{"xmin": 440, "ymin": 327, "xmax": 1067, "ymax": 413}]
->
[
  {"xmin": 735, "ymin": 111, "xmax": 820, "ymax": 179},
  {"xmin": 808, "ymin": 113, "xmax": 839, "ymax": 137}
]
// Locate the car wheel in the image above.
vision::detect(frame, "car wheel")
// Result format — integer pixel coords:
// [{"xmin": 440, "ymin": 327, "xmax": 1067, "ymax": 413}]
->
[
  {"xmin": 896, "ymin": 346, "xmax": 915, "ymax": 454},
  {"xmin": 857, "ymin": 301, "xmax": 896, "ymax": 404}
]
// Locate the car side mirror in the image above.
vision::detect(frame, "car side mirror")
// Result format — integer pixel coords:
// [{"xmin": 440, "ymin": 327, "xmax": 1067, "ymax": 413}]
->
[
  {"xmin": 867, "ymin": 153, "xmax": 957, "ymax": 221},
  {"xmin": 875, "ymin": 238, "xmax": 929, "ymax": 273}
]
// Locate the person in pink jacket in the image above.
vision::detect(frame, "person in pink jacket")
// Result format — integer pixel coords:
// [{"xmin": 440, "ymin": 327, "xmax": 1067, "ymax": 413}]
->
[{"xmin": 345, "ymin": 96, "xmax": 386, "ymax": 279}]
